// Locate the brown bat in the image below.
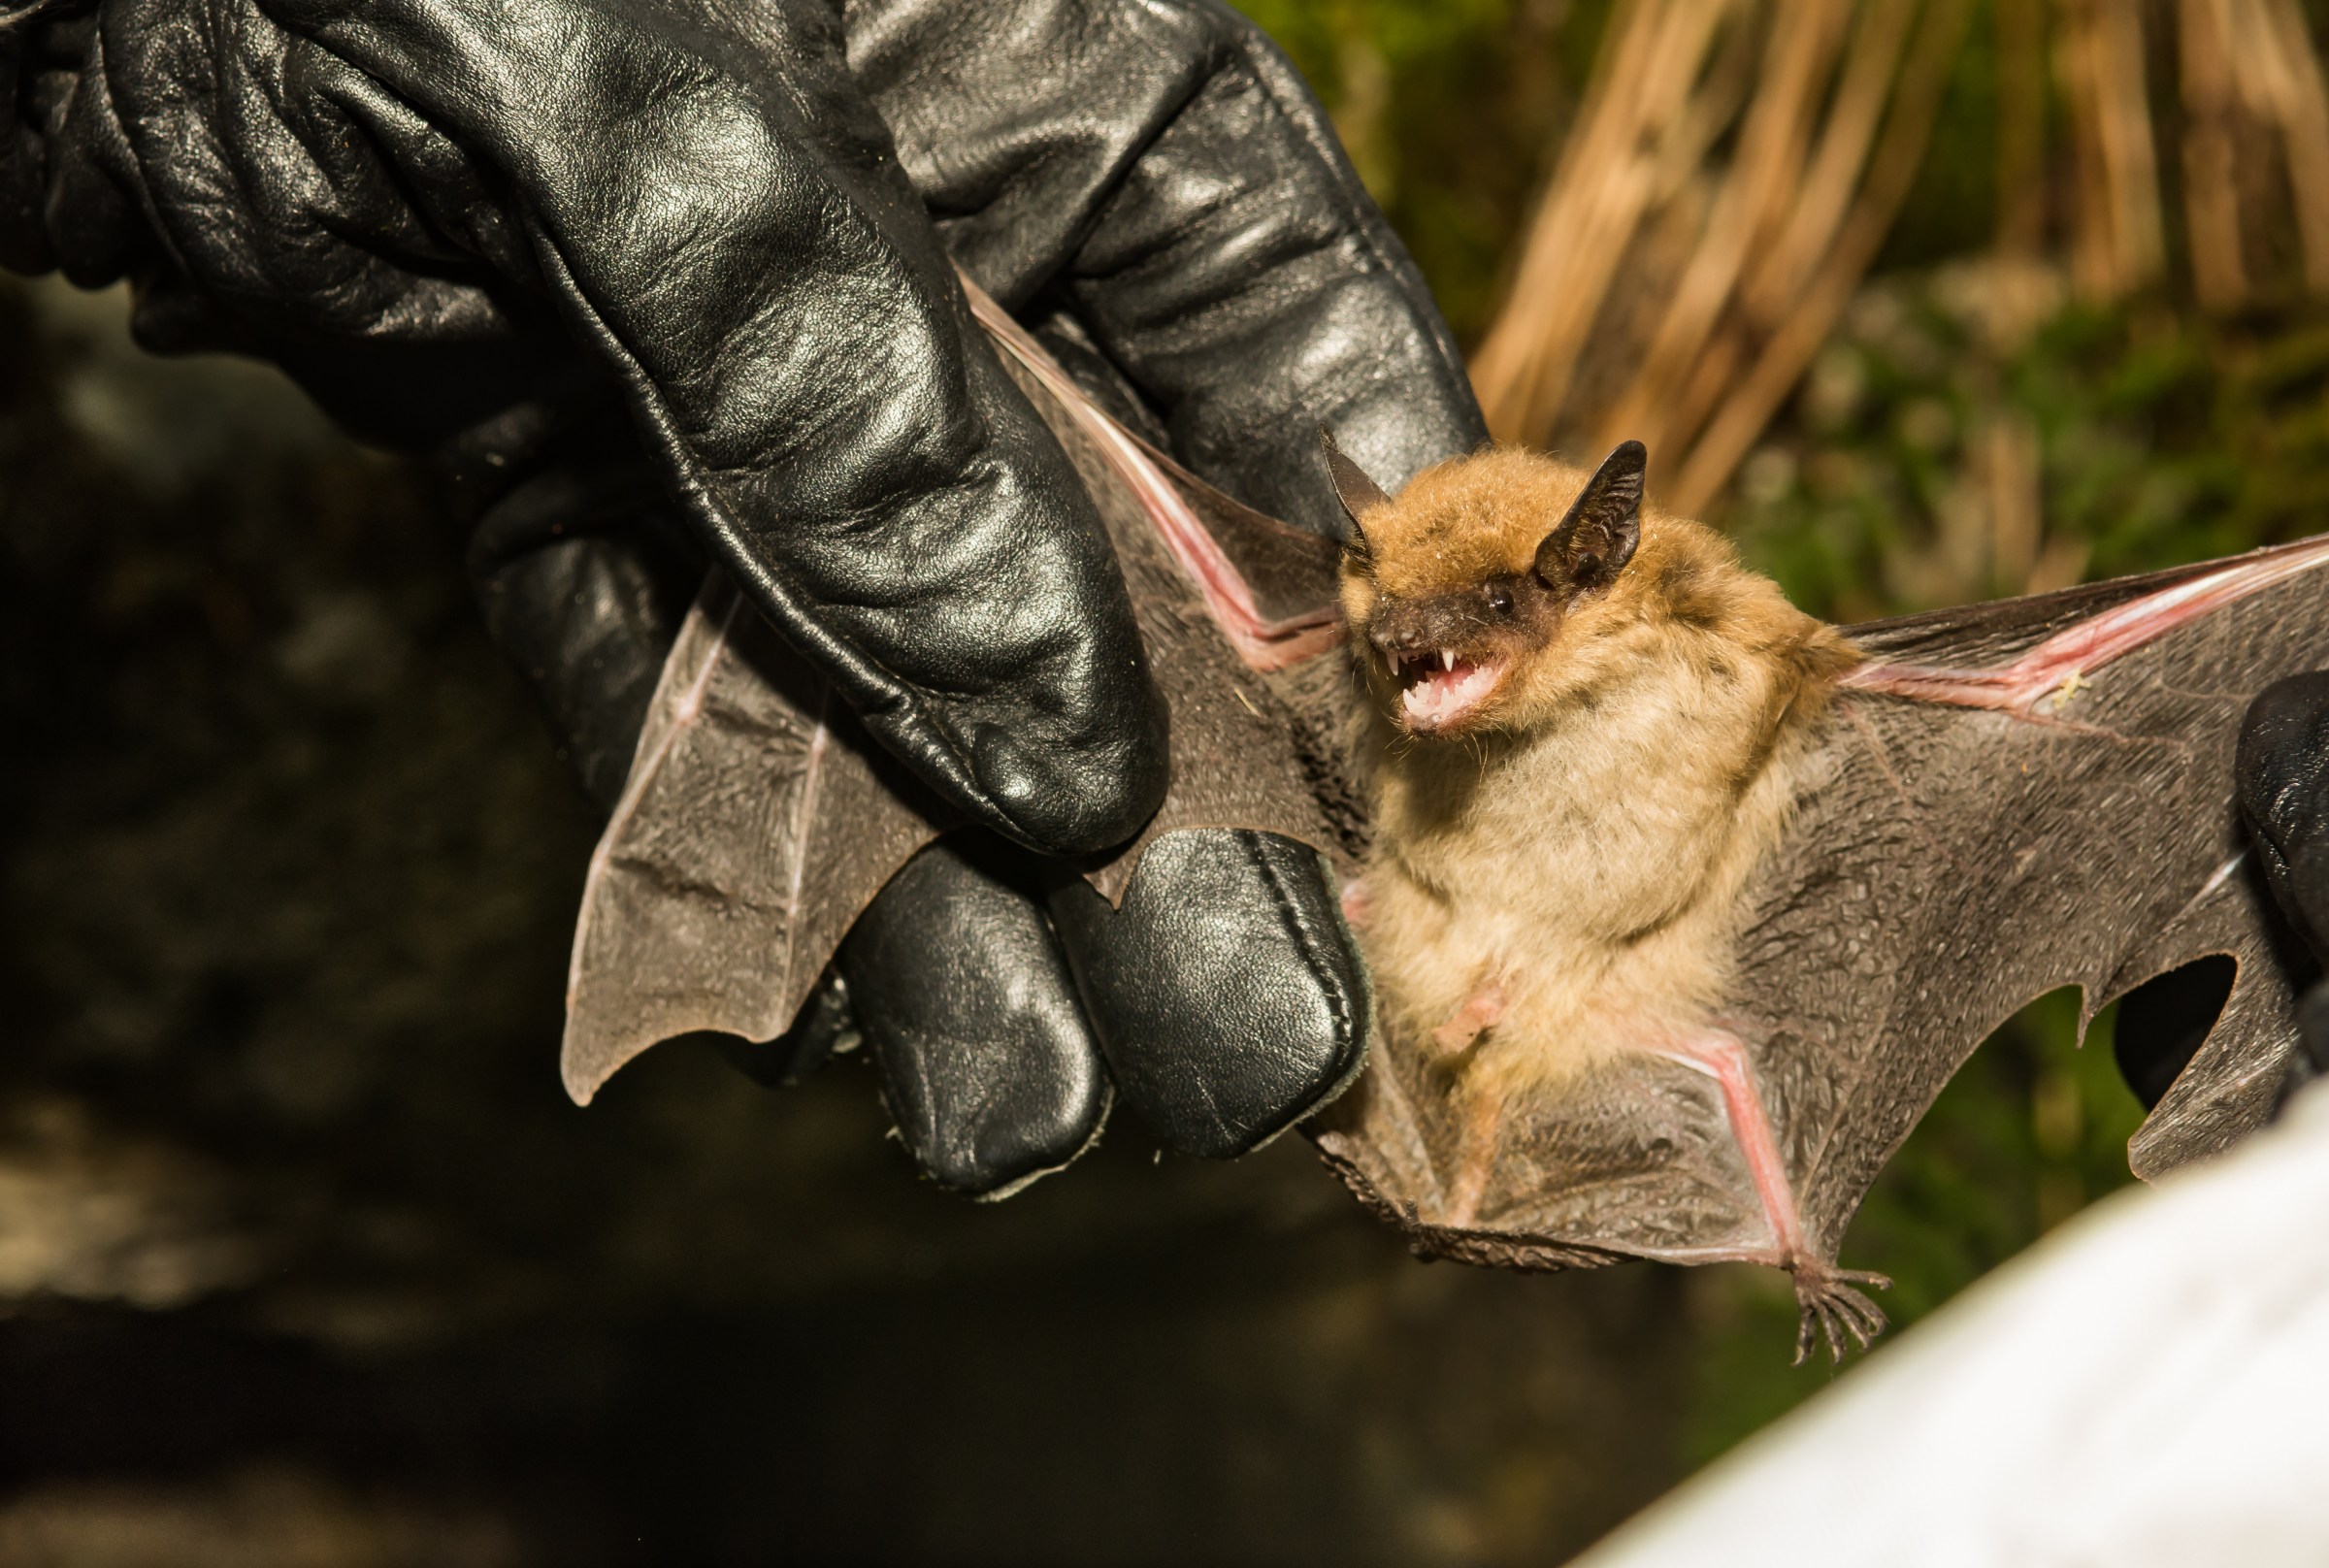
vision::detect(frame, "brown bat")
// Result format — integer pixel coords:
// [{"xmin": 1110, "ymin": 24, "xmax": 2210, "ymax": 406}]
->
[{"xmin": 563, "ymin": 278, "xmax": 2329, "ymax": 1358}]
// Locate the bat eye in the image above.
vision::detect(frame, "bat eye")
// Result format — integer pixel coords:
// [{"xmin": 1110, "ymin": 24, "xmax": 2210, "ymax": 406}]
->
[{"xmin": 1488, "ymin": 584, "xmax": 1514, "ymax": 614}]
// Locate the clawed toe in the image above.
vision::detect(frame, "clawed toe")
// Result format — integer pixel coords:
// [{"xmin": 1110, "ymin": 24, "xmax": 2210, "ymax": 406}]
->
[{"xmin": 1789, "ymin": 1262, "xmax": 1892, "ymax": 1364}]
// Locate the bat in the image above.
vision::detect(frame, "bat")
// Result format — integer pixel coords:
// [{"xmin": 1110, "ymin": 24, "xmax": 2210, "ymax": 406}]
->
[
  {"xmin": 1318, "ymin": 434, "xmax": 2329, "ymax": 1357},
  {"xmin": 562, "ymin": 275, "xmax": 2329, "ymax": 1358}
]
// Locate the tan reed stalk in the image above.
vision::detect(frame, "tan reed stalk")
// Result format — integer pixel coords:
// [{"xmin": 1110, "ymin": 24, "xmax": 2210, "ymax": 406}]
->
[
  {"xmin": 2059, "ymin": 0, "xmax": 2117, "ymax": 294},
  {"xmin": 1742, "ymin": 0, "xmax": 1920, "ymax": 326},
  {"xmin": 1470, "ymin": 0, "xmax": 1741, "ymax": 442},
  {"xmin": 1667, "ymin": 0, "xmax": 1974, "ymax": 514},
  {"xmin": 1985, "ymin": 413, "xmax": 2045, "ymax": 593},
  {"xmin": 1471, "ymin": 0, "xmax": 1671, "ymax": 437},
  {"xmin": 2058, "ymin": 0, "xmax": 2164, "ymax": 299},
  {"xmin": 2179, "ymin": 0, "xmax": 2250, "ymax": 310},
  {"xmin": 2252, "ymin": 0, "xmax": 2329, "ymax": 294},
  {"xmin": 1996, "ymin": 0, "xmax": 2050, "ymax": 253},
  {"xmin": 1599, "ymin": 0, "xmax": 1853, "ymax": 456},
  {"xmin": 2098, "ymin": 0, "xmax": 2166, "ymax": 290},
  {"xmin": 1634, "ymin": 0, "xmax": 1919, "ymax": 465}
]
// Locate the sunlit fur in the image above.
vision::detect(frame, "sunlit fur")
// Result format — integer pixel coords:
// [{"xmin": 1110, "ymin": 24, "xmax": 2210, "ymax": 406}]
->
[{"xmin": 1341, "ymin": 447, "xmax": 1861, "ymax": 1110}]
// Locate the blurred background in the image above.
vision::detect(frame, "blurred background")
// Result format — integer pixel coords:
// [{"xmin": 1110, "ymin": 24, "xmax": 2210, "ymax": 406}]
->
[{"xmin": 6, "ymin": 0, "xmax": 2328, "ymax": 1561}]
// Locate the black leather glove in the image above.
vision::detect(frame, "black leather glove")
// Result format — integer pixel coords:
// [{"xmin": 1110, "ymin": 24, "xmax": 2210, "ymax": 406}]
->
[
  {"xmin": 2113, "ymin": 672, "xmax": 2329, "ymax": 1109},
  {"xmin": 3, "ymin": 0, "xmax": 1486, "ymax": 1192},
  {"xmin": 2234, "ymin": 672, "xmax": 2329, "ymax": 1101}
]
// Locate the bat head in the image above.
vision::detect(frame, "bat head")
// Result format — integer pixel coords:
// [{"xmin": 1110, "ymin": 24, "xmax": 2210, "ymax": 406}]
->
[{"xmin": 1325, "ymin": 434, "xmax": 1649, "ymax": 738}]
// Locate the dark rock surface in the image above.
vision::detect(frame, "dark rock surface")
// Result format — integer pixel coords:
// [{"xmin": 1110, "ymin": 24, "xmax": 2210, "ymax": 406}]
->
[{"xmin": 0, "ymin": 276, "xmax": 1687, "ymax": 1566}]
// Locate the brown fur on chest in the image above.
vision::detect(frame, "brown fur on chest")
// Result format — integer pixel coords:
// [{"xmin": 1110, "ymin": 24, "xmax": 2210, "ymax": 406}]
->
[{"xmin": 1338, "ymin": 443, "xmax": 1858, "ymax": 1086}]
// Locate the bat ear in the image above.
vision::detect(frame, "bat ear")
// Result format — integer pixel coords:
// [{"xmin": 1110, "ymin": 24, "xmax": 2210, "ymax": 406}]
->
[
  {"xmin": 1320, "ymin": 426, "xmax": 1392, "ymax": 565},
  {"xmin": 1535, "ymin": 440, "xmax": 1646, "ymax": 593}
]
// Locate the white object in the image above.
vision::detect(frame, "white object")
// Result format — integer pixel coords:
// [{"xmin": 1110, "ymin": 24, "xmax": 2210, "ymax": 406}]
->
[{"xmin": 1576, "ymin": 1078, "xmax": 2329, "ymax": 1568}]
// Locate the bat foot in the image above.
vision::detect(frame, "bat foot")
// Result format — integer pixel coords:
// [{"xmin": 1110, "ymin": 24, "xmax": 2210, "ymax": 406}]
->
[{"xmin": 1788, "ymin": 1261, "xmax": 1891, "ymax": 1365}]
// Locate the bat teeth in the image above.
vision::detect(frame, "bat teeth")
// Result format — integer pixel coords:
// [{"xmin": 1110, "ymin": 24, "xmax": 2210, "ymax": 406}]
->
[{"xmin": 1441, "ymin": 649, "xmax": 1457, "ymax": 671}]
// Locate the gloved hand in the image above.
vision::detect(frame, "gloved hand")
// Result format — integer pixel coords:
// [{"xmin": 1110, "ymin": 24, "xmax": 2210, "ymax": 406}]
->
[
  {"xmin": 2, "ymin": 0, "xmax": 1487, "ymax": 1192},
  {"xmin": 2234, "ymin": 672, "xmax": 2329, "ymax": 1102},
  {"xmin": 2117, "ymin": 670, "xmax": 2329, "ymax": 1111}
]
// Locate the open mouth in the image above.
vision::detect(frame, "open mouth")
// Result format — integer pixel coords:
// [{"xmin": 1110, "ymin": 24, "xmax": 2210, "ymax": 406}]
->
[{"xmin": 1391, "ymin": 649, "xmax": 1508, "ymax": 733}]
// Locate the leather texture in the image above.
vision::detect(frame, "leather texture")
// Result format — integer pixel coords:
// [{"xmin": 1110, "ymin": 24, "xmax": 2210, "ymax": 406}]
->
[
  {"xmin": 2238, "ymin": 671, "xmax": 2329, "ymax": 957},
  {"xmin": 2238, "ymin": 671, "xmax": 2329, "ymax": 1101},
  {"xmin": 6, "ymin": 0, "xmax": 1168, "ymax": 855},
  {"xmin": 2, "ymin": 0, "xmax": 1488, "ymax": 1193},
  {"xmin": 1049, "ymin": 830, "xmax": 1368, "ymax": 1159},
  {"xmin": 464, "ymin": 427, "xmax": 705, "ymax": 811},
  {"xmin": 842, "ymin": 835, "xmax": 1111, "ymax": 1192}
]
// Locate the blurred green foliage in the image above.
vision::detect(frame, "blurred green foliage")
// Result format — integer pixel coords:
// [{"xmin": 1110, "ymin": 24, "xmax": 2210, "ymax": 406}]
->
[
  {"xmin": 1228, "ymin": 0, "xmax": 1618, "ymax": 342},
  {"xmin": 1235, "ymin": 0, "xmax": 2329, "ymax": 1486},
  {"xmin": 1734, "ymin": 276, "xmax": 2329, "ymax": 617}
]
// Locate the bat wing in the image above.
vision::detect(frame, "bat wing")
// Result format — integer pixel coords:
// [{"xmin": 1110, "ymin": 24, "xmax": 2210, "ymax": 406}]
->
[
  {"xmin": 1314, "ymin": 539, "xmax": 2329, "ymax": 1313},
  {"xmin": 562, "ymin": 279, "xmax": 2328, "ymax": 1341},
  {"xmin": 560, "ymin": 279, "xmax": 1360, "ymax": 1104},
  {"xmin": 1755, "ymin": 550, "xmax": 2329, "ymax": 1244}
]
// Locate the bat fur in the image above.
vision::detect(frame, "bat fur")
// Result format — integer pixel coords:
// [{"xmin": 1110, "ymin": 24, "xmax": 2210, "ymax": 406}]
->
[{"xmin": 1330, "ymin": 438, "xmax": 1880, "ymax": 1345}]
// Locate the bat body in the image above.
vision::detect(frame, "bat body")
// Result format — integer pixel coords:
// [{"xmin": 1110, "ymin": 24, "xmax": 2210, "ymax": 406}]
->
[
  {"xmin": 1328, "ymin": 441, "xmax": 1878, "ymax": 1345},
  {"xmin": 566, "ymin": 278, "xmax": 2329, "ymax": 1358},
  {"xmin": 1318, "ymin": 509, "xmax": 2329, "ymax": 1357}
]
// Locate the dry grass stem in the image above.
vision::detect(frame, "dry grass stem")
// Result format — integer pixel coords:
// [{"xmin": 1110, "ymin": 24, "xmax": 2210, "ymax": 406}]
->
[
  {"xmin": 1985, "ymin": 413, "xmax": 2044, "ymax": 593},
  {"xmin": 1476, "ymin": 0, "xmax": 1971, "ymax": 508},
  {"xmin": 1469, "ymin": 0, "xmax": 2329, "ymax": 524},
  {"xmin": 1996, "ymin": 0, "xmax": 2050, "ymax": 252},
  {"xmin": 2179, "ymin": 0, "xmax": 2251, "ymax": 309},
  {"xmin": 1633, "ymin": 0, "xmax": 1920, "ymax": 463},
  {"xmin": 2256, "ymin": 0, "xmax": 2329, "ymax": 293},
  {"xmin": 1601, "ymin": 0, "xmax": 1852, "ymax": 453},
  {"xmin": 1669, "ymin": 0, "xmax": 1974, "ymax": 513},
  {"xmin": 1471, "ymin": 0, "xmax": 1742, "ymax": 441},
  {"xmin": 2059, "ymin": 0, "xmax": 2164, "ymax": 300},
  {"xmin": 1742, "ymin": 0, "xmax": 1920, "ymax": 327}
]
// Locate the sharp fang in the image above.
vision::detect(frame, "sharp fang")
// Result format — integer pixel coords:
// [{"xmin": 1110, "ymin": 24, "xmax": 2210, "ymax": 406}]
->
[{"xmin": 1441, "ymin": 649, "xmax": 1456, "ymax": 671}]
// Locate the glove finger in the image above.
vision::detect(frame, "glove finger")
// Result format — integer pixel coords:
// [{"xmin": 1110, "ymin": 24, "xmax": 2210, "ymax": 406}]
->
[
  {"xmin": 463, "ymin": 446, "xmax": 702, "ymax": 811},
  {"xmin": 2235, "ymin": 672, "xmax": 2329, "ymax": 1113},
  {"xmin": 1050, "ymin": 10, "xmax": 1486, "ymax": 536},
  {"xmin": 839, "ymin": 834, "xmax": 1113, "ymax": 1196},
  {"xmin": 275, "ymin": 0, "xmax": 1166, "ymax": 856},
  {"xmin": 2264, "ymin": 980, "xmax": 2329, "ymax": 1117},
  {"xmin": 2118, "ymin": 672, "xmax": 2329, "ymax": 1111},
  {"xmin": 858, "ymin": 1, "xmax": 1485, "ymax": 535},
  {"xmin": 1045, "ymin": 829, "xmax": 1367, "ymax": 1160},
  {"xmin": 716, "ymin": 964, "xmax": 861, "ymax": 1093},
  {"xmin": 2237, "ymin": 670, "xmax": 2329, "ymax": 955}
]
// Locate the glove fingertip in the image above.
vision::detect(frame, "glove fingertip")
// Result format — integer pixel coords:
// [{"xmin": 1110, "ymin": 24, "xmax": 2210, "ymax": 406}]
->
[
  {"xmin": 2239, "ymin": 672, "xmax": 2329, "ymax": 951},
  {"xmin": 969, "ymin": 706, "xmax": 1168, "ymax": 858},
  {"xmin": 1050, "ymin": 830, "xmax": 1370, "ymax": 1160}
]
